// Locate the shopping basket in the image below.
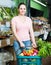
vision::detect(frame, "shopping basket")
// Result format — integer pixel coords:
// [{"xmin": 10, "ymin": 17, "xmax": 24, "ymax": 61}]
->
[{"xmin": 16, "ymin": 56, "xmax": 42, "ymax": 65}]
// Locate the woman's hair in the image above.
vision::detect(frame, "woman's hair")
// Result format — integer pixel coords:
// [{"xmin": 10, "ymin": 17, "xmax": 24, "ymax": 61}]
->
[{"xmin": 18, "ymin": 3, "xmax": 26, "ymax": 9}]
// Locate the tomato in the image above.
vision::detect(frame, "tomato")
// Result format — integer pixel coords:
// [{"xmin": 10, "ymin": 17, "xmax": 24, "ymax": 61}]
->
[{"xmin": 22, "ymin": 50, "xmax": 27, "ymax": 56}]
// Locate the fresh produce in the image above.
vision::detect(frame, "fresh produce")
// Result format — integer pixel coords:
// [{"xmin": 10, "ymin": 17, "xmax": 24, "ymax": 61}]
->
[
  {"xmin": 37, "ymin": 38, "xmax": 51, "ymax": 58},
  {"xmin": 19, "ymin": 53, "xmax": 24, "ymax": 56},
  {"xmin": 19, "ymin": 38, "xmax": 51, "ymax": 58},
  {"xmin": 19, "ymin": 48, "xmax": 38, "ymax": 56},
  {"xmin": 0, "ymin": 29, "xmax": 12, "ymax": 37}
]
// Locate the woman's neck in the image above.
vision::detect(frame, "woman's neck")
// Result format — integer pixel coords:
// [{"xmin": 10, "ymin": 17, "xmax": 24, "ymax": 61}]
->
[
  {"xmin": 18, "ymin": 14, "xmax": 26, "ymax": 22},
  {"xmin": 18, "ymin": 14, "xmax": 25, "ymax": 17}
]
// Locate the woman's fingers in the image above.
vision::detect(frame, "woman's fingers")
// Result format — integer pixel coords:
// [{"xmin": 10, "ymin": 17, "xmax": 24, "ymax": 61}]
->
[
  {"xmin": 32, "ymin": 43, "xmax": 37, "ymax": 48},
  {"xmin": 20, "ymin": 43, "xmax": 25, "ymax": 48}
]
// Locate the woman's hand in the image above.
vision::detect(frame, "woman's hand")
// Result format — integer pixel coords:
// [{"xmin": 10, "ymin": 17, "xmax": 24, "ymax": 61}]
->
[
  {"xmin": 20, "ymin": 42, "xmax": 25, "ymax": 48},
  {"xmin": 32, "ymin": 43, "xmax": 37, "ymax": 48}
]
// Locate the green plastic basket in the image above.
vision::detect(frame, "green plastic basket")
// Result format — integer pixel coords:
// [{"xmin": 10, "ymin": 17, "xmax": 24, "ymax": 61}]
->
[{"xmin": 16, "ymin": 56, "xmax": 42, "ymax": 65}]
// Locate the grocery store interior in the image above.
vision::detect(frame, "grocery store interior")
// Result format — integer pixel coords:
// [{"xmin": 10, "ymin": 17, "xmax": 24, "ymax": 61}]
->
[{"xmin": 0, "ymin": 0, "xmax": 51, "ymax": 65}]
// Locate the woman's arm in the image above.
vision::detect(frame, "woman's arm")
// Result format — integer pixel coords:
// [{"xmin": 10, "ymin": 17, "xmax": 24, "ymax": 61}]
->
[
  {"xmin": 11, "ymin": 18, "xmax": 25, "ymax": 47},
  {"xmin": 29, "ymin": 18, "xmax": 37, "ymax": 48}
]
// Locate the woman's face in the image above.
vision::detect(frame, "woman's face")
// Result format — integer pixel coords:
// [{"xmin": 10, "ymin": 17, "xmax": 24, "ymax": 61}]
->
[{"xmin": 18, "ymin": 4, "xmax": 26, "ymax": 16}]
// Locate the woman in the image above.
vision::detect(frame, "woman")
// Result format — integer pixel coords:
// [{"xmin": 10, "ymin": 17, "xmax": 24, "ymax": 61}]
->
[{"xmin": 11, "ymin": 3, "xmax": 37, "ymax": 55}]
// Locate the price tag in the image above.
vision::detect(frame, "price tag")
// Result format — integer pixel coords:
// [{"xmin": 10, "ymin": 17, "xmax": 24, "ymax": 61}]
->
[{"xmin": 6, "ymin": 38, "xmax": 10, "ymax": 45}]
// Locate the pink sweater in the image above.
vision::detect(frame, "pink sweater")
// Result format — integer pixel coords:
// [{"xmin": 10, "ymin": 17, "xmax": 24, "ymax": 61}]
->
[{"xmin": 11, "ymin": 16, "xmax": 32, "ymax": 41}]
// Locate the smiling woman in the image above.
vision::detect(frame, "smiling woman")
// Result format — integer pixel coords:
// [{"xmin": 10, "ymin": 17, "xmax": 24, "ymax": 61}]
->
[{"xmin": 11, "ymin": 2, "xmax": 37, "ymax": 55}]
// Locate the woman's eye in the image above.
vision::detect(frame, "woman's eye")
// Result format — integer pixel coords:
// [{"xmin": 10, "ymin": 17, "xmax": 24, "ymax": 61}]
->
[
  {"xmin": 20, "ymin": 8, "xmax": 22, "ymax": 10},
  {"xmin": 24, "ymin": 8, "xmax": 26, "ymax": 10}
]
